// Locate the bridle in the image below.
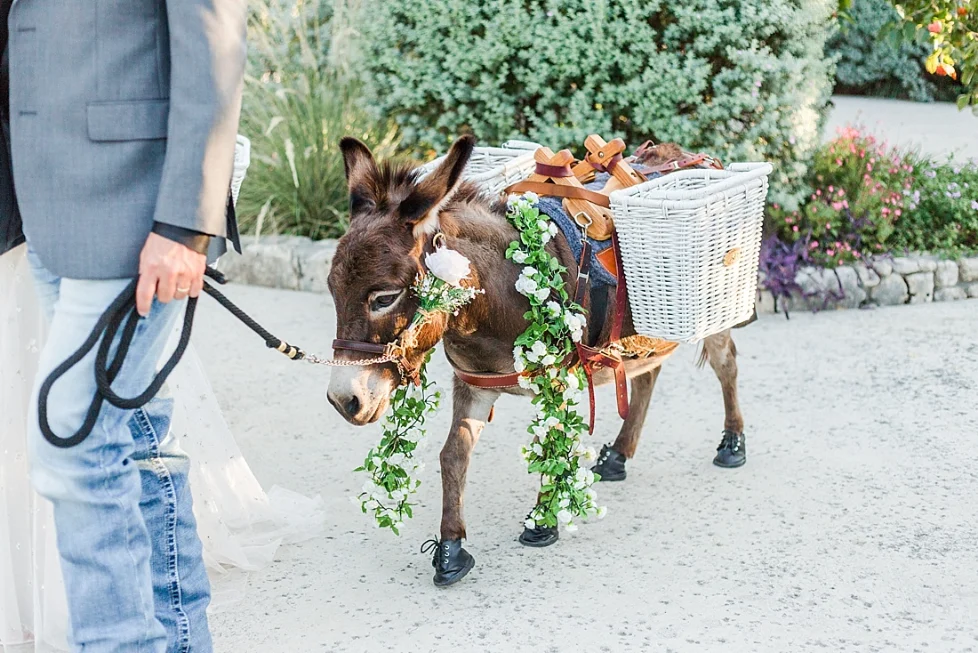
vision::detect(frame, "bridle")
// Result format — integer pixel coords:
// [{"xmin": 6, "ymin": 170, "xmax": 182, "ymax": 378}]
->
[{"xmin": 328, "ymin": 232, "xmax": 448, "ymax": 387}]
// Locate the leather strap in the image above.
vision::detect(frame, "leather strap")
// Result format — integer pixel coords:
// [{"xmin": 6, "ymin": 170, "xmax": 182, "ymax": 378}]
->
[
  {"xmin": 589, "ymin": 152, "xmax": 623, "ymax": 174},
  {"xmin": 505, "ymin": 181, "xmax": 612, "ymax": 208},
  {"xmin": 534, "ymin": 162, "xmax": 575, "ymax": 178},
  {"xmin": 332, "ymin": 339, "xmax": 387, "ymax": 355}
]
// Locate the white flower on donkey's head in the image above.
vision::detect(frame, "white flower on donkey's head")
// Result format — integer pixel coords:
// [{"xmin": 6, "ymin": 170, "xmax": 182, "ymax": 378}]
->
[
  {"xmin": 517, "ymin": 375, "xmax": 534, "ymax": 390},
  {"xmin": 365, "ymin": 499, "xmax": 379, "ymax": 511},
  {"xmin": 548, "ymin": 222, "xmax": 559, "ymax": 237},
  {"xmin": 534, "ymin": 288, "xmax": 550, "ymax": 302},
  {"xmin": 566, "ymin": 372, "xmax": 580, "ymax": 391},
  {"xmin": 544, "ymin": 416, "xmax": 560, "ymax": 429},
  {"xmin": 530, "ymin": 341, "xmax": 548, "ymax": 358},
  {"xmin": 531, "ymin": 442, "xmax": 544, "ymax": 456},
  {"xmin": 424, "ymin": 247, "xmax": 472, "ymax": 287},
  {"xmin": 557, "ymin": 509, "xmax": 573, "ymax": 524},
  {"xmin": 541, "ymin": 354, "xmax": 556, "ymax": 366},
  {"xmin": 547, "ymin": 301, "xmax": 562, "ymax": 316},
  {"xmin": 541, "ymin": 231, "xmax": 553, "ymax": 244},
  {"xmin": 523, "ymin": 191, "xmax": 539, "ymax": 204},
  {"xmin": 514, "ymin": 356, "xmax": 526, "ymax": 373},
  {"xmin": 512, "ymin": 250, "xmax": 528, "ymax": 264}
]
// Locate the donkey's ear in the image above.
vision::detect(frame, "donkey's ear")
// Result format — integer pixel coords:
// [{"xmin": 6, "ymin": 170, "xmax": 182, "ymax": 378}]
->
[
  {"xmin": 340, "ymin": 136, "xmax": 380, "ymax": 216},
  {"xmin": 339, "ymin": 136, "xmax": 377, "ymax": 183},
  {"xmin": 399, "ymin": 135, "xmax": 475, "ymax": 235}
]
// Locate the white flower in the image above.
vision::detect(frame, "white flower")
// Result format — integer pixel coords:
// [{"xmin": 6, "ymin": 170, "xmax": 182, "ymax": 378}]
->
[
  {"xmin": 523, "ymin": 191, "xmax": 539, "ymax": 204},
  {"xmin": 391, "ymin": 489, "xmax": 405, "ymax": 502},
  {"xmin": 517, "ymin": 375, "xmax": 533, "ymax": 390},
  {"xmin": 394, "ymin": 521, "xmax": 404, "ymax": 531},
  {"xmin": 582, "ymin": 447, "xmax": 597, "ymax": 462},
  {"xmin": 541, "ymin": 231, "xmax": 553, "ymax": 244},
  {"xmin": 531, "ymin": 442, "xmax": 544, "ymax": 456},
  {"xmin": 371, "ymin": 456, "xmax": 383, "ymax": 469},
  {"xmin": 541, "ymin": 354, "xmax": 556, "ymax": 366},
  {"xmin": 534, "ymin": 288, "xmax": 550, "ymax": 302},
  {"xmin": 524, "ymin": 518, "xmax": 536, "ymax": 529},
  {"xmin": 548, "ymin": 223, "xmax": 559, "ymax": 237},
  {"xmin": 522, "ymin": 266, "xmax": 537, "ymax": 277},
  {"xmin": 412, "ymin": 461, "xmax": 425, "ymax": 474},
  {"xmin": 547, "ymin": 301, "xmax": 562, "ymax": 316},
  {"xmin": 389, "ymin": 452, "xmax": 406, "ymax": 467},
  {"xmin": 531, "ymin": 341, "xmax": 548, "ymax": 358},
  {"xmin": 596, "ymin": 506, "xmax": 607, "ymax": 520},
  {"xmin": 564, "ymin": 522, "xmax": 579, "ymax": 533},
  {"xmin": 544, "ymin": 416, "xmax": 560, "ymax": 429},
  {"xmin": 556, "ymin": 509, "xmax": 573, "ymax": 524},
  {"xmin": 566, "ymin": 373, "xmax": 580, "ymax": 391},
  {"xmin": 537, "ymin": 219, "xmax": 549, "ymax": 231},
  {"xmin": 365, "ymin": 499, "xmax": 379, "ymax": 511},
  {"xmin": 515, "ymin": 274, "xmax": 538, "ymax": 297},
  {"xmin": 512, "ymin": 250, "xmax": 528, "ymax": 264},
  {"xmin": 514, "ymin": 356, "xmax": 526, "ymax": 373},
  {"xmin": 424, "ymin": 247, "xmax": 472, "ymax": 287}
]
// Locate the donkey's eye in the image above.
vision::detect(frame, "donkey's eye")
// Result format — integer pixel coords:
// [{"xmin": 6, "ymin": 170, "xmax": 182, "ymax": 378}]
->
[{"xmin": 369, "ymin": 290, "xmax": 404, "ymax": 313}]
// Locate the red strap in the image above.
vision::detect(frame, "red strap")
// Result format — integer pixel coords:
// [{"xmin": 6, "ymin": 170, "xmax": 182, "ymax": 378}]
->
[{"xmin": 534, "ymin": 162, "xmax": 575, "ymax": 178}]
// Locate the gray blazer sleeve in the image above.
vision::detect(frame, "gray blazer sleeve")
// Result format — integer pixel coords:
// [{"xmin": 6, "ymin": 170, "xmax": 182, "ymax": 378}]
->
[{"xmin": 152, "ymin": 0, "xmax": 248, "ymax": 237}]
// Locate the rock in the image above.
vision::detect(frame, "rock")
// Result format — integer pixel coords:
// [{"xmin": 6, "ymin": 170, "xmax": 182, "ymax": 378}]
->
[
  {"xmin": 870, "ymin": 274, "xmax": 908, "ymax": 306},
  {"xmin": 905, "ymin": 271, "xmax": 934, "ymax": 304},
  {"xmin": 791, "ymin": 266, "xmax": 865, "ymax": 311},
  {"xmin": 296, "ymin": 240, "xmax": 337, "ymax": 293},
  {"xmin": 967, "ymin": 283, "xmax": 978, "ymax": 299},
  {"xmin": 916, "ymin": 256, "xmax": 937, "ymax": 273},
  {"xmin": 890, "ymin": 257, "xmax": 920, "ymax": 275},
  {"xmin": 935, "ymin": 287, "xmax": 966, "ymax": 302},
  {"xmin": 934, "ymin": 260, "xmax": 959, "ymax": 288},
  {"xmin": 959, "ymin": 257, "xmax": 978, "ymax": 282},
  {"xmin": 854, "ymin": 263, "xmax": 880, "ymax": 288},
  {"xmin": 218, "ymin": 237, "xmax": 303, "ymax": 290},
  {"xmin": 871, "ymin": 259, "xmax": 893, "ymax": 277}
]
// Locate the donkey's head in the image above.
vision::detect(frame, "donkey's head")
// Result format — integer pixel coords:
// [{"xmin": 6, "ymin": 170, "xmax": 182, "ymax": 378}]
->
[{"xmin": 326, "ymin": 135, "xmax": 475, "ymax": 425}]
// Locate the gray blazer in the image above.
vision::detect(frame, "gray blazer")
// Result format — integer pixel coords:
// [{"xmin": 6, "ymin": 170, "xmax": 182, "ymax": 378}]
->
[{"xmin": 2, "ymin": 0, "xmax": 247, "ymax": 279}]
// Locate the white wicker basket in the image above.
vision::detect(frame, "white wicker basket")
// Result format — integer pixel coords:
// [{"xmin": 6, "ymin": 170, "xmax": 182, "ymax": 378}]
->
[
  {"xmin": 231, "ymin": 134, "xmax": 251, "ymax": 207},
  {"xmin": 610, "ymin": 162, "xmax": 772, "ymax": 343},
  {"xmin": 419, "ymin": 142, "xmax": 540, "ymax": 198}
]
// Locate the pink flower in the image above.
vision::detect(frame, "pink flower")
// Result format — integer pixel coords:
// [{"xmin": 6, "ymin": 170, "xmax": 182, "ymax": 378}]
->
[
  {"xmin": 895, "ymin": 209, "xmax": 902, "ymax": 217},
  {"xmin": 816, "ymin": 189, "xmax": 822, "ymax": 196},
  {"xmin": 827, "ymin": 249, "xmax": 835, "ymax": 256},
  {"xmin": 838, "ymin": 189, "xmax": 846, "ymax": 197},
  {"xmin": 828, "ymin": 186, "xmax": 834, "ymax": 193},
  {"xmin": 971, "ymin": 200, "xmax": 978, "ymax": 210},
  {"xmin": 834, "ymin": 241, "xmax": 842, "ymax": 248},
  {"xmin": 792, "ymin": 225, "xmax": 799, "ymax": 232},
  {"xmin": 811, "ymin": 240, "xmax": 819, "ymax": 248},
  {"xmin": 835, "ymin": 158, "xmax": 843, "ymax": 166},
  {"xmin": 882, "ymin": 207, "xmax": 890, "ymax": 215},
  {"xmin": 866, "ymin": 163, "xmax": 873, "ymax": 172},
  {"xmin": 843, "ymin": 200, "xmax": 849, "ymax": 208},
  {"xmin": 831, "ymin": 202, "xmax": 843, "ymax": 210},
  {"xmin": 825, "ymin": 223, "xmax": 832, "ymax": 230}
]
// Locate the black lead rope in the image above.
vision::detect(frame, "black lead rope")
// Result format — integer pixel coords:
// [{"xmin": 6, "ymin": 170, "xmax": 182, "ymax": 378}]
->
[{"xmin": 39, "ymin": 268, "xmax": 305, "ymax": 449}]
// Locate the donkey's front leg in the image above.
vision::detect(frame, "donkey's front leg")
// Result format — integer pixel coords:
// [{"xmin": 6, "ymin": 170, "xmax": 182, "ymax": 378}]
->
[
  {"xmin": 700, "ymin": 330, "xmax": 747, "ymax": 468},
  {"xmin": 430, "ymin": 378, "xmax": 498, "ymax": 587},
  {"xmin": 591, "ymin": 368, "xmax": 661, "ymax": 482}
]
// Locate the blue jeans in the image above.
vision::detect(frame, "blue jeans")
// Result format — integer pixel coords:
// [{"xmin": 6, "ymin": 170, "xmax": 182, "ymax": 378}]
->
[{"xmin": 26, "ymin": 248, "xmax": 213, "ymax": 653}]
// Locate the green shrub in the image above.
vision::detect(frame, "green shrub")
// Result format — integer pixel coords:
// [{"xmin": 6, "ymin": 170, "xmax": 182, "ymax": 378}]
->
[
  {"xmin": 890, "ymin": 159, "xmax": 978, "ymax": 253},
  {"xmin": 827, "ymin": 0, "xmax": 962, "ymax": 102},
  {"xmin": 237, "ymin": 0, "xmax": 399, "ymax": 240},
  {"xmin": 829, "ymin": 0, "xmax": 936, "ymax": 101},
  {"xmin": 359, "ymin": 0, "xmax": 837, "ymax": 210}
]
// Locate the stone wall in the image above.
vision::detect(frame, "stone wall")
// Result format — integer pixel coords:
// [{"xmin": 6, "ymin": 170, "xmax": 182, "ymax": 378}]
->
[{"xmin": 219, "ymin": 236, "xmax": 978, "ymax": 314}]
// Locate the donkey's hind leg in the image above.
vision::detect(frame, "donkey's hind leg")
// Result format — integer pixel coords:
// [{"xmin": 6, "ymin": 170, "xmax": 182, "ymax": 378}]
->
[
  {"xmin": 429, "ymin": 379, "xmax": 498, "ymax": 587},
  {"xmin": 700, "ymin": 330, "xmax": 747, "ymax": 468},
  {"xmin": 592, "ymin": 367, "xmax": 661, "ymax": 482}
]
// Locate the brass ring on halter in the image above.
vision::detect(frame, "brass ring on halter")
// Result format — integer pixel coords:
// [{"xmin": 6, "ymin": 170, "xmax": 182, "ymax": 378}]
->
[{"xmin": 432, "ymin": 232, "xmax": 447, "ymax": 249}]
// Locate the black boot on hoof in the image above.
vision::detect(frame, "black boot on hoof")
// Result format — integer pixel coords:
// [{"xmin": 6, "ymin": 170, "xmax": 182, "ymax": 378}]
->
[
  {"xmin": 592, "ymin": 444, "xmax": 627, "ymax": 481},
  {"xmin": 713, "ymin": 430, "xmax": 747, "ymax": 468},
  {"xmin": 519, "ymin": 523, "xmax": 559, "ymax": 548},
  {"xmin": 422, "ymin": 538, "xmax": 475, "ymax": 587}
]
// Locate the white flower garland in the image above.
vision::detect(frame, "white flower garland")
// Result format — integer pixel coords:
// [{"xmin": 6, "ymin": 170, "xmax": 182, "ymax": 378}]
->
[
  {"xmin": 506, "ymin": 194, "xmax": 605, "ymax": 532},
  {"xmin": 353, "ymin": 243, "xmax": 481, "ymax": 533}
]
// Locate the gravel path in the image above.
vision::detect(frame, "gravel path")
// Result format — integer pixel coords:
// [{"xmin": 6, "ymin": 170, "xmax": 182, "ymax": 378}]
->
[{"xmin": 197, "ymin": 284, "xmax": 978, "ymax": 653}]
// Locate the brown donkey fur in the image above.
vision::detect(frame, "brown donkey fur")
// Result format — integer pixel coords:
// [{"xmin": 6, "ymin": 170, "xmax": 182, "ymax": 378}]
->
[{"xmin": 326, "ymin": 136, "xmax": 745, "ymax": 560}]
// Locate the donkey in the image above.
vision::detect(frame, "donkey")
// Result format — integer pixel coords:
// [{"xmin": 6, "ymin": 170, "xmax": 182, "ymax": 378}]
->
[{"xmin": 326, "ymin": 135, "xmax": 746, "ymax": 587}]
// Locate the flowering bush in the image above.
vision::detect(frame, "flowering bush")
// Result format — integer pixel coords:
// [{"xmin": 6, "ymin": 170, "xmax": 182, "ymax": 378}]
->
[
  {"xmin": 770, "ymin": 126, "xmax": 918, "ymax": 266},
  {"xmin": 888, "ymin": 159, "xmax": 978, "ymax": 252},
  {"xmin": 359, "ymin": 0, "xmax": 837, "ymax": 210}
]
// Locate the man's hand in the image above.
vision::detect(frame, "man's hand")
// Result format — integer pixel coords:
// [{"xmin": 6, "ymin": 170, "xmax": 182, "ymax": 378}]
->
[{"xmin": 136, "ymin": 232, "xmax": 207, "ymax": 316}]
